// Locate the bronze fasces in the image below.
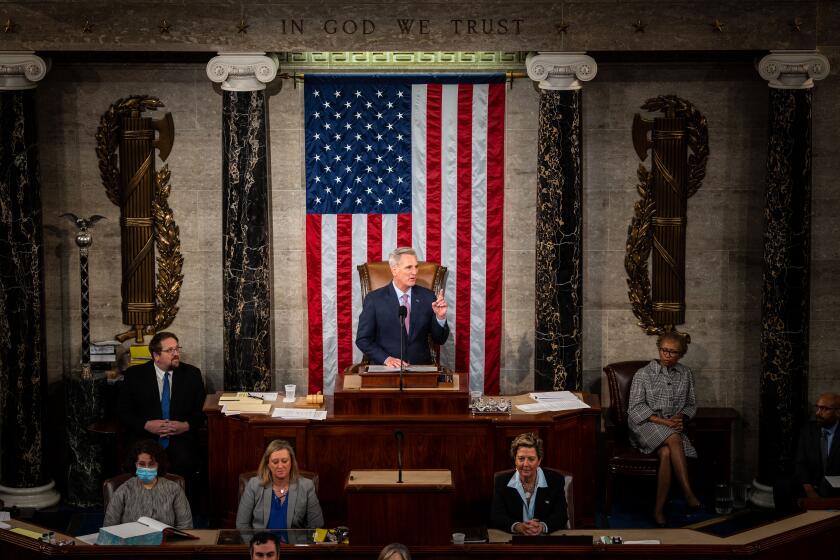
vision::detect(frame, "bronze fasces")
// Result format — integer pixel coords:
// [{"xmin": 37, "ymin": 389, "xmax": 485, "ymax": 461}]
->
[
  {"xmin": 625, "ymin": 95, "xmax": 709, "ymax": 340},
  {"xmin": 95, "ymin": 96, "xmax": 183, "ymax": 343}
]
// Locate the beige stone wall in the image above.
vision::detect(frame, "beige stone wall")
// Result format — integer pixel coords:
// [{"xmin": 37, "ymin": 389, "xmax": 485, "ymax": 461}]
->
[{"xmin": 36, "ymin": 54, "xmax": 839, "ymax": 481}]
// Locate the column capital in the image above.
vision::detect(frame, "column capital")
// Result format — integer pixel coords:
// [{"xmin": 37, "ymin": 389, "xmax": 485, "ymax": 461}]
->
[
  {"xmin": 0, "ymin": 51, "xmax": 49, "ymax": 90},
  {"xmin": 526, "ymin": 52, "xmax": 597, "ymax": 91},
  {"xmin": 757, "ymin": 50, "xmax": 830, "ymax": 90},
  {"xmin": 206, "ymin": 52, "xmax": 278, "ymax": 92}
]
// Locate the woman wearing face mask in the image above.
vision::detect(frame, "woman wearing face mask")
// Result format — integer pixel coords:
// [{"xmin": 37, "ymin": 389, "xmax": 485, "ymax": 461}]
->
[
  {"xmin": 103, "ymin": 439, "xmax": 192, "ymax": 529},
  {"xmin": 236, "ymin": 439, "xmax": 324, "ymax": 531}
]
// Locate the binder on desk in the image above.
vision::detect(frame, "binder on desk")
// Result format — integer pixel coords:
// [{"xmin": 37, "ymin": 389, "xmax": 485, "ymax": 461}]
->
[{"xmin": 96, "ymin": 516, "xmax": 198, "ymax": 545}]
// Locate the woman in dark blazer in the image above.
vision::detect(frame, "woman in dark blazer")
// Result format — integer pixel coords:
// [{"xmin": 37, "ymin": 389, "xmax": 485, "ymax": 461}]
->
[
  {"xmin": 490, "ymin": 432, "xmax": 568, "ymax": 535},
  {"xmin": 236, "ymin": 439, "xmax": 324, "ymax": 531}
]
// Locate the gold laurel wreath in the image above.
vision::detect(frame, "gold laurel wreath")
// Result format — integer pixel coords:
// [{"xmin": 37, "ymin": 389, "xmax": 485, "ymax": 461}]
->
[
  {"xmin": 95, "ymin": 96, "xmax": 183, "ymax": 335},
  {"xmin": 624, "ymin": 95, "xmax": 709, "ymax": 337}
]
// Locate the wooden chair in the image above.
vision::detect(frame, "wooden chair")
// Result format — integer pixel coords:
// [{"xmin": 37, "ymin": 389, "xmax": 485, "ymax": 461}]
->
[
  {"xmin": 347, "ymin": 260, "xmax": 448, "ymax": 372},
  {"xmin": 238, "ymin": 470, "xmax": 320, "ymax": 501},
  {"xmin": 603, "ymin": 360, "xmax": 659, "ymax": 516},
  {"xmin": 102, "ymin": 472, "xmax": 185, "ymax": 512},
  {"xmin": 493, "ymin": 468, "xmax": 575, "ymax": 529}
]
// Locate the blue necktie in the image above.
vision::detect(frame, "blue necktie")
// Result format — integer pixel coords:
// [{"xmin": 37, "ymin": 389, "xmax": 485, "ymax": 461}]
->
[
  {"xmin": 822, "ymin": 429, "xmax": 830, "ymax": 471},
  {"xmin": 161, "ymin": 372, "xmax": 171, "ymax": 448}
]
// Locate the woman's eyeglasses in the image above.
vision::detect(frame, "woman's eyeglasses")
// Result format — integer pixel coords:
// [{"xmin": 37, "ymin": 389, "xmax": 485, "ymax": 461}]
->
[{"xmin": 658, "ymin": 347, "xmax": 684, "ymax": 356}]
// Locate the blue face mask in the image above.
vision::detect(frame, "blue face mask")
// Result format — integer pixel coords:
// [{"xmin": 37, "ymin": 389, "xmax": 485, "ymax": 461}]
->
[{"xmin": 136, "ymin": 467, "xmax": 158, "ymax": 483}]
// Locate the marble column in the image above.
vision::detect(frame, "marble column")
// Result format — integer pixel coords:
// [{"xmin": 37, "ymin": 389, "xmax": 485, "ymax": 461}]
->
[
  {"xmin": 207, "ymin": 53, "xmax": 277, "ymax": 391},
  {"xmin": 0, "ymin": 51, "xmax": 60, "ymax": 508},
  {"xmin": 526, "ymin": 52, "xmax": 597, "ymax": 391},
  {"xmin": 751, "ymin": 51, "xmax": 829, "ymax": 507}
]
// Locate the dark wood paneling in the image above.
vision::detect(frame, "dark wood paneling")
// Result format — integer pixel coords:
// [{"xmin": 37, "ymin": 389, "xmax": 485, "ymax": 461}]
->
[{"xmin": 204, "ymin": 392, "xmax": 601, "ymax": 529}]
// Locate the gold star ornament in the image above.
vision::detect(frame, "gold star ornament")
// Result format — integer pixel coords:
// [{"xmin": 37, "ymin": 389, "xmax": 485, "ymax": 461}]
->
[
  {"xmin": 3, "ymin": 18, "xmax": 16, "ymax": 33},
  {"xmin": 555, "ymin": 21, "xmax": 569, "ymax": 34},
  {"xmin": 237, "ymin": 19, "xmax": 249, "ymax": 34},
  {"xmin": 82, "ymin": 19, "xmax": 93, "ymax": 34},
  {"xmin": 790, "ymin": 17, "xmax": 802, "ymax": 32},
  {"xmin": 632, "ymin": 19, "xmax": 646, "ymax": 33},
  {"xmin": 159, "ymin": 18, "xmax": 171, "ymax": 34},
  {"xmin": 711, "ymin": 19, "xmax": 725, "ymax": 32}
]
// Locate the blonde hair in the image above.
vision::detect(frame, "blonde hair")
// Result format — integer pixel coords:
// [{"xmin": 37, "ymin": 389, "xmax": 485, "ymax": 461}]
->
[
  {"xmin": 257, "ymin": 439, "xmax": 299, "ymax": 486},
  {"xmin": 510, "ymin": 432, "xmax": 544, "ymax": 460}
]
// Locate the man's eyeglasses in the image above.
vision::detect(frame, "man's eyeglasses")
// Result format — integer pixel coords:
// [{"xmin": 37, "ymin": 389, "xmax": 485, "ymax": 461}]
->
[
  {"xmin": 161, "ymin": 346, "xmax": 183, "ymax": 354},
  {"xmin": 815, "ymin": 405, "xmax": 838, "ymax": 412},
  {"xmin": 658, "ymin": 347, "xmax": 684, "ymax": 356}
]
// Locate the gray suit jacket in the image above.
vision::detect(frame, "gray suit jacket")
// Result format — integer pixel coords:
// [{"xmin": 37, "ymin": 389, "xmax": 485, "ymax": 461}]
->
[{"xmin": 236, "ymin": 476, "xmax": 324, "ymax": 530}]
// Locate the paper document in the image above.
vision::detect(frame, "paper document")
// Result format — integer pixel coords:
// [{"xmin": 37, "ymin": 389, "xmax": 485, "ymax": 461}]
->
[
  {"xmin": 517, "ymin": 400, "xmax": 590, "ymax": 413},
  {"xmin": 77, "ymin": 533, "xmax": 99, "ymax": 545},
  {"xmin": 366, "ymin": 365, "xmax": 400, "ymax": 373},
  {"xmin": 271, "ymin": 408, "xmax": 327, "ymax": 420},
  {"xmin": 219, "ymin": 392, "xmax": 259, "ymax": 401},
  {"xmin": 407, "ymin": 365, "xmax": 438, "ymax": 372},
  {"xmin": 529, "ymin": 391, "xmax": 580, "ymax": 401},
  {"xmin": 826, "ymin": 475, "xmax": 840, "ymax": 489},
  {"xmin": 220, "ymin": 403, "xmax": 272, "ymax": 414},
  {"xmin": 624, "ymin": 540, "xmax": 661, "ymax": 544}
]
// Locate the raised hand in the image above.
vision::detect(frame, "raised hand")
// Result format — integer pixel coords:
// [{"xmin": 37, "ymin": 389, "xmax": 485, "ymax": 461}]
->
[{"xmin": 431, "ymin": 290, "xmax": 448, "ymax": 320}]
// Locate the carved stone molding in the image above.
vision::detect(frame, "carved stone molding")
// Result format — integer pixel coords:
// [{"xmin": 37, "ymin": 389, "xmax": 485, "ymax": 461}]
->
[
  {"xmin": 0, "ymin": 51, "xmax": 48, "ymax": 90},
  {"xmin": 757, "ymin": 50, "xmax": 830, "ymax": 90},
  {"xmin": 526, "ymin": 52, "xmax": 597, "ymax": 91},
  {"xmin": 206, "ymin": 52, "xmax": 278, "ymax": 91}
]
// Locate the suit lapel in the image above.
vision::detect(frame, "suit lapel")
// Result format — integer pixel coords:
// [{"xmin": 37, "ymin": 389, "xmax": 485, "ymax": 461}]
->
[
  {"xmin": 262, "ymin": 485, "xmax": 272, "ymax": 526},
  {"xmin": 287, "ymin": 480, "xmax": 300, "ymax": 527},
  {"xmin": 145, "ymin": 363, "xmax": 163, "ymax": 418}
]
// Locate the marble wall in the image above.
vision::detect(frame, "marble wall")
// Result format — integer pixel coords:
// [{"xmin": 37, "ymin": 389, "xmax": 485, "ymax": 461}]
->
[{"xmin": 36, "ymin": 53, "xmax": 839, "ymax": 481}]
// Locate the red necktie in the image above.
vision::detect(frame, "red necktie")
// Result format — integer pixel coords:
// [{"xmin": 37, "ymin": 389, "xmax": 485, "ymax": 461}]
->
[{"xmin": 401, "ymin": 293, "xmax": 410, "ymax": 334}]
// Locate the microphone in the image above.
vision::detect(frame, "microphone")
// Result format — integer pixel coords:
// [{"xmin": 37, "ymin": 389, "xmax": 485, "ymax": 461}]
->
[
  {"xmin": 395, "ymin": 430, "xmax": 404, "ymax": 483},
  {"xmin": 398, "ymin": 305, "xmax": 408, "ymax": 391}
]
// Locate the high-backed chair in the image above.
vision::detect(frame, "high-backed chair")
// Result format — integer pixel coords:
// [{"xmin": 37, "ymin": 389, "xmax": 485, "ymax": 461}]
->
[
  {"xmin": 102, "ymin": 472, "xmax": 185, "ymax": 513},
  {"xmin": 348, "ymin": 260, "xmax": 448, "ymax": 371},
  {"xmin": 493, "ymin": 468, "xmax": 575, "ymax": 529},
  {"xmin": 603, "ymin": 360, "xmax": 659, "ymax": 516},
  {"xmin": 238, "ymin": 470, "xmax": 320, "ymax": 501}
]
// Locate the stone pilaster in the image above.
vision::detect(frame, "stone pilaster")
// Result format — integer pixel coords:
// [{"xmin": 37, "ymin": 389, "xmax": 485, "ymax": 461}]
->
[
  {"xmin": 752, "ymin": 50, "xmax": 829, "ymax": 507},
  {"xmin": 207, "ymin": 53, "xmax": 277, "ymax": 391},
  {"xmin": 526, "ymin": 52, "xmax": 596, "ymax": 391},
  {"xmin": 0, "ymin": 51, "xmax": 59, "ymax": 508}
]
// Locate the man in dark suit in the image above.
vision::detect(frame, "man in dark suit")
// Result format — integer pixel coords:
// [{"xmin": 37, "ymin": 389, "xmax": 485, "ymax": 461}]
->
[
  {"xmin": 118, "ymin": 332, "xmax": 206, "ymax": 489},
  {"xmin": 356, "ymin": 247, "xmax": 449, "ymax": 367},
  {"xmin": 774, "ymin": 392, "xmax": 840, "ymax": 513}
]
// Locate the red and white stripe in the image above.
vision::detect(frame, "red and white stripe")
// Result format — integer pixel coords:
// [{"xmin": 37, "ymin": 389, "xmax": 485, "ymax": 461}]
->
[{"xmin": 306, "ymin": 81, "xmax": 504, "ymax": 395}]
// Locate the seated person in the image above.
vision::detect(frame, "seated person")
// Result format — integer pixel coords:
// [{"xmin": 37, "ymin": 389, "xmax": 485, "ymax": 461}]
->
[
  {"xmin": 628, "ymin": 332, "xmax": 701, "ymax": 526},
  {"xmin": 249, "ymin": 531, "xmax": 280, "ymax": 560},
  {"xmin": 490, "ymin": 432, "xmax": 568, "ymax": 535},
  {"xmin": 103, "ymin": 439, "xmax": 192, "ymax": 529},
  {"xmin": 774, "ymin": 391, "xmax": 840, "ymax": 513},
  {"xmin": 378, "ymin": 542, "xmax": 411, "ymax": 560},
  {"xmin": 356, "ymin": 246, "xmax": 449, "ymax": 368},
  {"xmin": 236, "ymin": 439, "xmax": 324, "ymax": 531}
]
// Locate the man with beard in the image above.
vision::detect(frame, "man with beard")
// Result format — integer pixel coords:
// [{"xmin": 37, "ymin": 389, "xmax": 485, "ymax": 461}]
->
[
  {"xmin": 774, "ymin": 392, "xmax": 840, "ymax": 513},
  {"xmin": 119, "ymin": 331, "xmax": 206, "ymax": 502}
]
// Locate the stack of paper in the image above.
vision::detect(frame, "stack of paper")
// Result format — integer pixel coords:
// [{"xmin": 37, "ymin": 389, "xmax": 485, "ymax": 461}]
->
[
  {"xmin": 219, "ymin": 393, "xmax": 272, "ymax": 415},
  {"xmin": 271, "ymin": 408, "xmax": 327, "ymax": 420},
  {"xmin": 517, "ymin": 391, "xmax": 590, "ymax": 413}
]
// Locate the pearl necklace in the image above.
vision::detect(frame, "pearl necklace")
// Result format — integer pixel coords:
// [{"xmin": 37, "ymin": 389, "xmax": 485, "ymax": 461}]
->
[{"xmin": 522, "ymin": 479, "xmax": 535, "ymax": 500}]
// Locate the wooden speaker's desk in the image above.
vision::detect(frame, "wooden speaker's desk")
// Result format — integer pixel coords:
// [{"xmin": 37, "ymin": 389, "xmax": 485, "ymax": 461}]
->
[
  {"xmin": 345, "ymin": 469, "xmax": 454, "ymax": 545},
  {"xmin": 3, "ymin": 511, "xmax": 838, "ymax": 559},
  {"xmin": 204, "ymin": 389, "xmax": 601, "ymax": 528}
]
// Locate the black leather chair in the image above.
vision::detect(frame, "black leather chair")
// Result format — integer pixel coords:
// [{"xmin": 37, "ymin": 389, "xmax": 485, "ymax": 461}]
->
[{"xmin": 603, "ymin": 360, "xmax": 659, "ymax": 516}]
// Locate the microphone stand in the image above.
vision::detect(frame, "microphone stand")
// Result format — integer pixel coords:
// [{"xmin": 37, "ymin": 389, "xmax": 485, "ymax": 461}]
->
[
  {"xmin": 395, "ymin": 430, "xmax": 404, "ymax": 483},
  {"xmin": 398, "ymin": 305, "xmax": 407, "ymax": 391}
]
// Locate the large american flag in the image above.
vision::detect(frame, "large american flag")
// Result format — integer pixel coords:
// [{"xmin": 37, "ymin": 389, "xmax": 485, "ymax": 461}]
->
[{"xmin": 304, "ymin": 74, "xmax": 505, "ymax": 395}]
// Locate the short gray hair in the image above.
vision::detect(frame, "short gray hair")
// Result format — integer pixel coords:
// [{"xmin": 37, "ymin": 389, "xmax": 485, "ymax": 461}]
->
[{"xmin": 388, "ymin": 247, "xmax": 417, "ymax": 268}]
